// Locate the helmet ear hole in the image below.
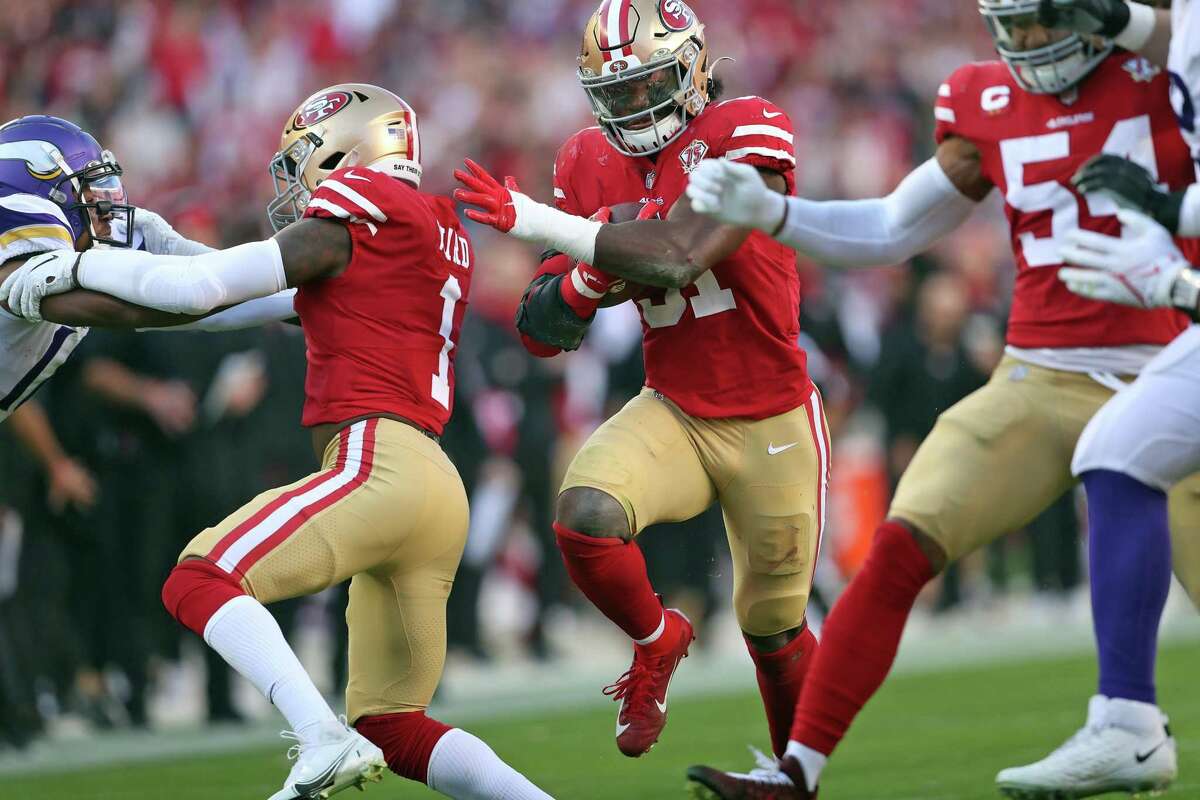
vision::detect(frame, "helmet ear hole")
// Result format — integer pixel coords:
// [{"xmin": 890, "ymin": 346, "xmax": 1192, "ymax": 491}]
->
[{"xmin": 319, "ymin": 151, "xmax": 347, "ymax": 171}]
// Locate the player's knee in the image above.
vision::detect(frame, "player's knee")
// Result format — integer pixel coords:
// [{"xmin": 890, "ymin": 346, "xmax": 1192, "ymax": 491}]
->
[
  {"xmin": 161, "ymin": 557, "xmax": 245, "ymax": 638},
  {"xmin": 735, "ymin": 586, "xmax": 809, "ymax": 639},
  {"xmin": 555, "ymin": 487, "xmax": 632, "ymax": 540}
]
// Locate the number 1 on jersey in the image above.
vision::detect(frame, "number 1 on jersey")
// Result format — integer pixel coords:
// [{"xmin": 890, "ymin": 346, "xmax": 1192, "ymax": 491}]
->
[{"xmin": 432, "ymin": 276, "xmax": 462, "ymax": 410}]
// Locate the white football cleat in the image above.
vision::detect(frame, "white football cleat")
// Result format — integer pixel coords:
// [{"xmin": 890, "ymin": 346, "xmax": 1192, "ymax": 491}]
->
[
  {"xmin": 267, "ymin": 721, "xmax": 387, "ymax": 800},
  {"xmin": 996, "ymin": 695, "xmax": 1176, "ymax": 799}
]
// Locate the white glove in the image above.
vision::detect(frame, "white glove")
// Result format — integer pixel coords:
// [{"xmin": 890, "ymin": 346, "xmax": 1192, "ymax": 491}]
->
[
  {"xmin": 686, "ymin": 159, "xmax": 786, "ymax": 232},
  {"xmin": 134, "ymin": 207, "xmax": 214, "ymax": 256},
  {"xmin": 1058, "ymin": 208, "xmax": 1188, "ymax": 308},
  {"xmin": 0, "ymin": 250, "xmax": 79, "ymax": 321}
]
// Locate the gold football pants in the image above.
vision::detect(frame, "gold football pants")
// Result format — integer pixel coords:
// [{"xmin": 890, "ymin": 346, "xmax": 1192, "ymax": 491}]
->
[
  {"xmin": 180, "ymin": 418, "xmax": 468, "ymax": 722},
  {"xmin": 890, "ymin": 355, "xmax": 1200, "ymax": 602},
  {"xmin": 561, "ymin": 388, "xmax": 830, "ymax": 636}
]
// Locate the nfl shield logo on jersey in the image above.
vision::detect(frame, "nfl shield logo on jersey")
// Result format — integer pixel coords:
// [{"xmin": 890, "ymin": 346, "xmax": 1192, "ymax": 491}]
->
[
  {"xmin": 1123, "ymin": 57, "xmax": 1161, "ymax": 83},
  {"xmin": 678, "ymin": 140, "xmax": 709, "ymax": 174}
]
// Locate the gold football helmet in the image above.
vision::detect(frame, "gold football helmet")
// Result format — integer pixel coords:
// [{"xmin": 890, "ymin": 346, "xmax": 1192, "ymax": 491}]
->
[
  {"xmin": 578, "ymin": 0, "xmax": 713, "ymax": 156},
  {"xmin": 267, "ymin": 83, "xmax": 421, "ymax": 232}
]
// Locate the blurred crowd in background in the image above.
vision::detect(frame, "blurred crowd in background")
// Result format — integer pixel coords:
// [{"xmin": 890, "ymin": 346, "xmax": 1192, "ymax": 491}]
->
[{"xmin": 0, "ymin": 0, "xmax": 1088, "ymax": 750}]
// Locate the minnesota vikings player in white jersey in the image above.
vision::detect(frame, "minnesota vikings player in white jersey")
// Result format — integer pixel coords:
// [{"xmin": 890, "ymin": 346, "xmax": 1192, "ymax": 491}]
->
[
  {"xmin": 982, "ymin": 1, "xmax": 1200, "ymax": 797},
  {"xmin": 0, "ymin": 115, "xmax": 295, "ymax": 422}
]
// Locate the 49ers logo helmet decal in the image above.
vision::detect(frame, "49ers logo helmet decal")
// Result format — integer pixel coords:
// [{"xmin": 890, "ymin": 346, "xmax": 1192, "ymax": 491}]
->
[
  {"xmin": 659, "ymin": 0, "xmax": 694, "ymax": 31},
  {"xmin": 293, "ymin": 91, "xmax": 352, "ymax": 130}
]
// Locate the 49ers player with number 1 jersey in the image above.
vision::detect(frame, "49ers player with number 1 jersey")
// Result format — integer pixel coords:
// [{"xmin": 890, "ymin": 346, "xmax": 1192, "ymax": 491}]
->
[
  {"xmin": 456, "ymin": 0, "xmax": 828, "ymax": 764},
  {"xmin": 683, "ymin": 1, "xmax": 1200, "ymax": 797},
  {"xmin": 0, "ymin": 84, "xmax": 551, "ymax": 800}
]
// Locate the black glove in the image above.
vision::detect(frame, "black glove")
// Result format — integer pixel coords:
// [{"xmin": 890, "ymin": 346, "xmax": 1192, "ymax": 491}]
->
[
  {"xmin": 1037, "ymin": 0, "xmax": 1131, "ymax": 38},
  {"xmin": 1072, "ymin": 154, "xmax": 1184, "ymax": 234},
  {"xmin": 515, "ymin": 273, "xmax": 593, "ymax": 351}
]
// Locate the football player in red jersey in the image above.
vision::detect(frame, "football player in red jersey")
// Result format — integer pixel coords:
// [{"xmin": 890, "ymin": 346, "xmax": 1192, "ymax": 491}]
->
[
  {"xmin": 456, "ymin": 0, "xmax": 829, "ymax": 764},
  {"xmin": 681, "ymin": 2, "xmax": 1200, "ymax": 797},
  {"xmin": 0, "ymin": 85, "xmax": 551, "ymax": 800}
]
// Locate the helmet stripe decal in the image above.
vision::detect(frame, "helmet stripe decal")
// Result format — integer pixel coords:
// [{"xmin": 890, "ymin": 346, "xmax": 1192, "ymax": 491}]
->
[
  {"xmin": 619, "ymin": 0, "xmax": 633, "ymax": 57},
  {"xmin": 600, "ymin": 0, "xmax": 617, "ymax": 61},
  {"xmin": 398, "ymin": 97, "xmax": 419, "ymax": 164}
]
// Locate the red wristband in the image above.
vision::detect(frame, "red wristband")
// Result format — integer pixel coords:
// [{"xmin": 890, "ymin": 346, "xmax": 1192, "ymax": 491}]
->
[{"xmin": 559, "ymin": 261, "xmax": 615, "ymax": 317}]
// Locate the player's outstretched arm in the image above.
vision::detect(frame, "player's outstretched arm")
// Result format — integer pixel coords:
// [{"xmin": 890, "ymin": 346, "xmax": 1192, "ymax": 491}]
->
[
  {"xmin": 688, "ymin": 137, "xmax": 988, "ymax": 268},
  {"xmin": 1038, "ymin": 0, "xmax": 1170, "ymax": 66},
  {"xmin": 454, "ymin": 158, "xmax": 781, "ymax": 290},
  {"xmin": 0, "ymin": 217, "xmax": 348, "ymax": 325}
]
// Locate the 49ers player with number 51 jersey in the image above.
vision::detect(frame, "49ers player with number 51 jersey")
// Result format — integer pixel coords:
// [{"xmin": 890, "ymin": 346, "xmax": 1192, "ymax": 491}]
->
[
  {"xmin": 456, "ymin": 0, "xmax": 829, "ymax": 766},
  {"xmin": 682, "ymin": 1, "xmax": 1200, "ymax": 797}
]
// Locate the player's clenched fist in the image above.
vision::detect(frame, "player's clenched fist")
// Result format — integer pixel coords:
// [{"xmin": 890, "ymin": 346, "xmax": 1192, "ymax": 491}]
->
[
  {"xmin": 0, "ymin": 250, "xmax": 78, "ymax": 322},
  {"xmin": 686, "ymin": 159, "xmax": 786, "ymax": 233},
  {"xmin": 1037, "ymin": 0, "xmax": 1131, "ymax": 37}
]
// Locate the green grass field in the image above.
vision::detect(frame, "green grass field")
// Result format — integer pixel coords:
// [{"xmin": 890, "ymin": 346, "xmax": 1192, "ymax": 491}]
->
[{"xmin": 6, "ymin": 643, "xmax": 1199, "ymax": 800}]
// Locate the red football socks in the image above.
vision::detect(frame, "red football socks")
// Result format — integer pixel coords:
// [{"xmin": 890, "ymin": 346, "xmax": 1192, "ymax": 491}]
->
[
  {"xmin": 747, "ymin": 626, "xmax": 818, "ymax": 758},
  {"xmin": 554, "ymin": 522, "xmax": 664, "ymax": 643},
  {"xmin": 161, "ymin": 559, "xmax": 246, "ymax": 637},
  {"xmin": 790, "ymin": 520, "xmax": 933, "ymax": 755},
  {"xmin": 356, "ymin": 711, "xmax": 452, "ymax": 784}
]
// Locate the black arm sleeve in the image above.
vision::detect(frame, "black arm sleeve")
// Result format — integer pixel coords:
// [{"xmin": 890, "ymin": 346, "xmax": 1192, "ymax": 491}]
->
[{"xmin": 515, "ymin": 273, "xmax": 593, "ymax": 352}]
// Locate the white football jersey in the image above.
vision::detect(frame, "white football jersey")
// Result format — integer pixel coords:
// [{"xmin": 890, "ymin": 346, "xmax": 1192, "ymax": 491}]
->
[
  {"xmin": 0, "ymin": 190, "xmax": 85, "ymax": 423},
  {"xmin": 1170, "ymin": 0, "xmax": 1200, "ymax": 166}
]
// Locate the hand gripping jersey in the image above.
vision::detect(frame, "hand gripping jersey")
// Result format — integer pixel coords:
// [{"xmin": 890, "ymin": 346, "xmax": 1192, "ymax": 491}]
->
[
  {"xmin": 553, "ymin": 96, "xmax": 811, "ymax": 420},
  {"xmin": 297, "ymin": 167, "xmax": 472, "ymax": 434},
  {"xmin": 0, "ymin": 190, "xmax": 87, "ymax": 422},
  {"xmin": 936, "ymin": 52, "xmax": 1193, "ymax": 351}
]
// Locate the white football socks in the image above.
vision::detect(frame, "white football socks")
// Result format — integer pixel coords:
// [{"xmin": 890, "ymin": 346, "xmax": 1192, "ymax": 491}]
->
[
  {"xmin": 203, "ymin": 595, "xmax": 337, "ymax": 743},
  {"xmin": 427, "ymin": 728, "xmax": 554, "ymax": 799},
  {"xmin": 785, "ymin": 740, "xmax": 826, "ymax": 792}
]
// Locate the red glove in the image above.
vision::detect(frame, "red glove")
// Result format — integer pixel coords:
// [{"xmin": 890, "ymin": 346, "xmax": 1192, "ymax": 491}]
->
[{"xmin": 453, "ymin": 158, "xmax": 518, "ymax": 232}]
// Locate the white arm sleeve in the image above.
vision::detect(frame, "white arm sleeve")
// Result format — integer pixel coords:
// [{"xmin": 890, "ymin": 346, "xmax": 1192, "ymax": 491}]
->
[
  {"xmin": 75, "ymin": 238, "xmax": 287, "ymax": 315},
  {"xmin": 144, "ymin": 289, "xmax": 297, "ymax": 332},
  {"xmin": 1177, "ymin": 184, "xmax": 1200, "ymax": 239},
  {"xmin": 776, "ymin": 158, "xmax": 980, "ymax": 268}
]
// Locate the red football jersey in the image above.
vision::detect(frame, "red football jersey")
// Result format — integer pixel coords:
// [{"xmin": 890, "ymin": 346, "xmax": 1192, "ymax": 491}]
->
[
  {"xmin": 296, "ymin": 167, "xmax": 472, "ymax": 434},
  {"xmin": 935, "ymin": 52, "xmax": 1192, "ymax": 349},
  {"xmin": 553, "ymin": 96, "xmax": 811, "ymax": 420}
]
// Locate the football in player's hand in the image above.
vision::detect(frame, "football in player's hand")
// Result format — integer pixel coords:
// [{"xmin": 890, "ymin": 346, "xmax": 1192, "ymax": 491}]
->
[{"xmin": 595, "ymin": 201, "xmax": 651, "ymax": 307}]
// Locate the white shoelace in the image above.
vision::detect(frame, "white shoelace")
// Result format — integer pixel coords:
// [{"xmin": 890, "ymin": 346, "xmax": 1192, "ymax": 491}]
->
[
  {"xmin": 738, "ymin": 745, "xmax": 794, "ymax": 785},
  {"xmin": 280, "ymin": 715, "xmax": 351, "ymax": 761}
]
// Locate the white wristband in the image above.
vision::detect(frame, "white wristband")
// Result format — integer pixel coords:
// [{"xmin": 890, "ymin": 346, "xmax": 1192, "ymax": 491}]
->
[
  {"xmin": 508, "ymin": 191, "xmax": 602, "ymax": 264},
  {"xmin": 1115, "ymin": 1, "xmax": 1157, "ymax": 52}
]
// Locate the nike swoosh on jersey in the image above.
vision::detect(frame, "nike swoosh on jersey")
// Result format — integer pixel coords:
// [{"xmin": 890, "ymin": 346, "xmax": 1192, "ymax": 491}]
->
[
  {"xmin": 655, "ymin": 698, "xmax": 668, "ymax": 714},
  {"xmin": 767, "ymin": 442, "xmax": 799, "ymax": 455},
  {"xmin": 1136, "ymin": 740, "xmax": 1168, "ymax": 763},
  {"xmin": 342, "ymin": 170, "xmax": 371, "ymax": 182},
  {"xmin": 763, "ymin": 110, "xmax": 784, "ymax": 119}
]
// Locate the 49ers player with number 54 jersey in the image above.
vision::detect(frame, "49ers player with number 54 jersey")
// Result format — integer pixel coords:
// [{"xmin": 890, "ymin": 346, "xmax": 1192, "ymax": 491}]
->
[
  {"xmin": 456, "ymin": 0, "xmax": 828, "ymax": 766},
  {"xmin": 0, "ymin": 84, "xmax": 552, "ymax": 800},
  {"xmin": 682, "ymin": 1, "xmax": 1200, "ymax": 797}
]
